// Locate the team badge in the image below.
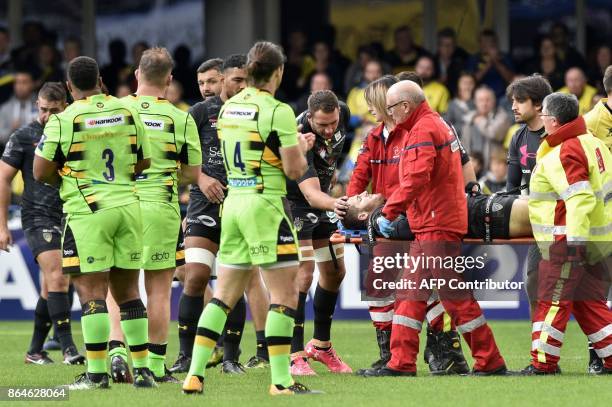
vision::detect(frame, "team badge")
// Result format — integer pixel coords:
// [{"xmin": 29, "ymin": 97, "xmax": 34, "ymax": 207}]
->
[
  {"xmin": 141, "ymin": 102, "xmax": 150, "ymax": 109},
  {"xmin": 96, "ymin": 102, "xmax": 104, "ymax": 108},
  {"xmin": 42, "ymin": 231, "xmax": 52, "ymax": 243},
  {"xmin": 492, "ymin": 203, "xmax": 503, "ymax": 212},
  {"xmin": 294, "ymin": 217, "xmax": 304, "ymax": 231}
]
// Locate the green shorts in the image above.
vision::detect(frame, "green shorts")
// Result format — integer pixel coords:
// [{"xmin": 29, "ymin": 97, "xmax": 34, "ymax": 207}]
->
[
  {"xmin": 140, "ymin": 200, "xmax": 185, "ymax": 270},
  {"xmin": 62, "ymin": 202, "xmax": 143, "ymax": 274},
  {"xmin": 217, "ymin": 194, "xmax": 299, "ymax": 266}
]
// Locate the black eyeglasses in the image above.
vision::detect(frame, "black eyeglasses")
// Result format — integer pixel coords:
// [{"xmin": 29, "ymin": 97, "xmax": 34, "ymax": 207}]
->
[{"xmin": 386, "ymin": 100, "xmax": 408, "ymax": 113}]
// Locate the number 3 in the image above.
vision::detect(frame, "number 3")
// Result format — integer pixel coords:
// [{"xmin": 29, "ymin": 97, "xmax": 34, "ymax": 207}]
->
[{"xmin": 102, "ymin": 148, "xmax": 115, "ymax": 181}]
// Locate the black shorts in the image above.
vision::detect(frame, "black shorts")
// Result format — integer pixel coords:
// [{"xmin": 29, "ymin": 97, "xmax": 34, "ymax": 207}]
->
[
  {"xmin": 466, "ymin": 194, "xmax": 517, "ymax": 240},
  {"xmin": 291, "ymin": 205, "xmax": 338, "ymax": 241},
  {"xmin": 24, "ymin": 225, "xmax": 62, "ymax": 259},
  {"xmin": 185, "ymin": 197, "xmax": 221, "ymax": 244}
]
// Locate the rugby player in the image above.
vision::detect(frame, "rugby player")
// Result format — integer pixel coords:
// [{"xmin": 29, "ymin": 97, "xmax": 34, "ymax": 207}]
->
[
  {"xmin": 287, "ymin": 90, "xmax": 353, "ymax": 375},
  {"xmin": 104, "ymin": 47, "xmax": 201, "ymax": 384},
  {"xmin": 0, "ymin": 82, "xmax": 84, "ymax": 365},
  {"xmin": 34, "ymin": 56, "xmax": 154, "ymax": 389},
  {"xmin": 196, "ymin": 58, "xmax": 224, "ymax": 100},
  {"xmin": 182, "ymin": 41, "xmax": 318, "ymax": 396}
]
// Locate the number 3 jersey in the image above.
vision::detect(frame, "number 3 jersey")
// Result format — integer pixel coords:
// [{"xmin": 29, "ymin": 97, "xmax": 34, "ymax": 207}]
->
[
  {"xmin": 35, "ymin": 94, "xmax": 151, "ymax": 214},
  {"xmin": 122, "ymin": 95, "xmax": 201, "ymax": 203}
]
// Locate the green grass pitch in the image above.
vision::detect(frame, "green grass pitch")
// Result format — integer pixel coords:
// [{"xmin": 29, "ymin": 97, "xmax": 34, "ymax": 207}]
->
[{"xmin": 1, "ymin": 320, "xmax": 610, "ymax": 406}]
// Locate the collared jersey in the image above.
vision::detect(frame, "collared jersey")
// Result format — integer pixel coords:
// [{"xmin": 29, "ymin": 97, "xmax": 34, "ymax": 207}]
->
[
  {"xmin": 122, "ymin": 95, "xmax": 201, "ymax": 203},
  {"xmin": 36, "ymin": 94, "xmax": 151, "ymax": 214},
  {"xmin": 584, "ymin": 98, "xmax": 612, "ymax": 153}
]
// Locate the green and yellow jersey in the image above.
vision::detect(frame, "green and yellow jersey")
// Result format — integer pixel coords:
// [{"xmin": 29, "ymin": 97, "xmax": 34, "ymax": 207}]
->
[
  {"xmin": 122, "ymin": 95, "xmax": 201, "ymax": 203},
  {"xmin": 217, "ymin": 87, "xmax": 298, "ymax": 195},
  {"xmin": 584, "ymin": 98, "xmax": 612, "ymax": 153},
  {"xmin": 35, "ymin": 94, "xmax": 151, "ymax": 214}
]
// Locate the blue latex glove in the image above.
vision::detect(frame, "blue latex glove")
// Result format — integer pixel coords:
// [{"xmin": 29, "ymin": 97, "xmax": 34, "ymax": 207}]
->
[{"xmin": 376, "ymin": 216, "xmax": 393, "ymax": 238}]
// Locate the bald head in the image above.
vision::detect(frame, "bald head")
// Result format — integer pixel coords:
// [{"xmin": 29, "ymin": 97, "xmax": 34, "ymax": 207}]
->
[{"xmin": 386, "ymin": 80, "xmax": 426, "ymax": 124}]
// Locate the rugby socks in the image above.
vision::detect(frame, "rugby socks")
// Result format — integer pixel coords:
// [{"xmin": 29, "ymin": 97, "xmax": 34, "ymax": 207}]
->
[
  {"xmin": 108, "ymin": 340, "xmax": 128, "ymax": 362},
  {"xmin": 256, "ymin": 330, "xmax": 269, "ymax": 360},
  {"xmin": 28, "ymin": 297, "xmax": 52, "ymax": 354},
  {"xmin": 188, "ymin": 299, "xmax": 230, "ymax": 378},
  {"xmin": 47, "ymin": 291, "xmax": 75, "ymax": 352},
  {"xmin": 177, "ymin": 293, "xmax": 203, "ymax": 357},
  {"xmin": 266, "ymin": 304, "xmax": 295, "ymax": 388},
  {"xmin": 313, "ymin": 284, "xmax": 338, "ymax": 343},
  {"xmin": 224, "ymin": 296, "xmax": 246, "ymax": 362},
  {"xmin": 290, "ymin": 292, "xmax": 308, "ymax": 353},
  {"xmin": 119, "ymin": 299, "xmax": 149, "ymax": 369},
  {"xmin": 148, "ymin": 343, "xmax": 167, "ymax": 377},
  {"xmin": 81, "ymin": 300, "xmax": 110, "ymax": 375}
]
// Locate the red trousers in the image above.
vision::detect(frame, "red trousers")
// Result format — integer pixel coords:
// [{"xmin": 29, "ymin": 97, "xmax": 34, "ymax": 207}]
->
[
  {"xmin": 531, "ymin": 259, "xmax": 612, "ymax": 371},
  {"xmin": 387, "ymin": 231, "xmax": 505, "ymax": 373}
]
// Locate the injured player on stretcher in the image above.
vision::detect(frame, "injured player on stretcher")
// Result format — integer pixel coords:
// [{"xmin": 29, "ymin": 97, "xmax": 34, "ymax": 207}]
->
[{"xmin": 341, "ymin": 190, "xmax": 532, "ymax": 241}]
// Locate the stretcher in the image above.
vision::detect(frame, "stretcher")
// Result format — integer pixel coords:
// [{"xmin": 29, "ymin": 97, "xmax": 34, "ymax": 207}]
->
[{"xmin": 330, "ymin": 231, "xmax": 535, "ymax": 245}]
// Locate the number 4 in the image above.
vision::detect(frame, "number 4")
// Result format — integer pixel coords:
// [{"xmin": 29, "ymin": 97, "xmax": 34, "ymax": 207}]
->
[{"xmin": 234, "ymin": 142, "xmax": 246, "ymax": 174}]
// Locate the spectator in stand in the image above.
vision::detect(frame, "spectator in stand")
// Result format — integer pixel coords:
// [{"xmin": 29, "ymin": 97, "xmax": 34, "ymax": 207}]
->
[
  {"xmin": 114, "ymin": 82, "xmax": 132, "ymax": 98},
  {"xmin": 165, "ymin": 79, "xmax": 190, "ymax": 112},
  {"xmin": 588, "ymin": 45, "xmax": 611, "ymax": 95},
  {"xmin": 173, "ymin": 44, "xmax": 198, "ymax": 102},
  {"xmin": 281, "ymin": 29, "xmax": 314, "ymax": 101},
  {"xmin": 36, "ymin": 43, "xmax": 64, "ymax": 86},
  {"xmin": 469, "ymin": 151, "xmax": 485, "ymax": 179},
  {"xmin": 478, "ymin": 148, "xmax": 508, "ymax": 194},
  {"xmin": 120, "ymin": 41, "xmax": 149, "ymax": 91},
  {"xmin": 384, "ymin": 25, "xmax": 429, "ymax": 74},
  {"xmin": 466, "ymin": 29, "xmax": 514, "ymax": 98},
  {"xmin": 550, "ymin": 21, "xmax": 586, "ymax": 70},
  {"xmin": 415, "ymin": 55, "xmax": 450, "ymax": 114},
  {"xmin": 12, "ymin": 22, "xmax": 45, "ymax": 68},
  {"xmin": 308, "ymin": 41, "xmax": 344, "ymax": 95},
  {"xmin": 61, "ymin": 37, "xmax": 80, "ymax": 71},
  {"xmin": 0, "ymin": 70, "xmax": 37, "ymax": 153},
  {"xmin": 558, "ymin": 67, "xmax": 597, "ymax": 114},
  {"xmin": 0, "ymin": 28, "xmax": 14, "ymax": 104},
  {"xmin": 292, "ymin": 72, "xmax": 332, "ymax": 114},
  {"xmin": 100, "ymin": 39, "xmax": 130, "ymax": 96},
  {"xmin": 347, "ymin": 60, "xmax": 383, "ymax": 128},
  {"xmin": 524, "ymin": 35, "xmax": 565, "ymax": 90},
  {"xmin": 435, "ymin": 27, "xmax": 469, "ymax": 97},
  {"xmin": 462, "ymin": 85, "xmax": 510, "ymax": 169},
  {"xmin": 344, "ymin": 45, "xmax": 390, "ymax": 95},
  {"xmin": 445, "ymin": 72, "xmax": 476, "ymax": 136}
]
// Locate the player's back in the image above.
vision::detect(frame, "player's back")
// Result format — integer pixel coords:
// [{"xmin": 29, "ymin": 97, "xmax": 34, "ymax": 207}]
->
[
  {"xmin": 217, "ymin": 86, "xmax": 297, "ymax": 196},
  {"xmin": 41, "ymin": 94, "xmax": 147, "ymax": 214},
  {"xmin": 122, "ymin": 94, "xmax": 200, "ymax": 203}
]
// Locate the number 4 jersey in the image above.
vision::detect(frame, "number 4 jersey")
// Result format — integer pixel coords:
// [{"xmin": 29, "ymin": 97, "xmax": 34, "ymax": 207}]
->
[
  {"xmin": 36, "ymin": 94, "xmax": 151, "ymax": 214},
  {"xmin": 122, "ymin": 95, "xmax": 201, "ymax": 203}
]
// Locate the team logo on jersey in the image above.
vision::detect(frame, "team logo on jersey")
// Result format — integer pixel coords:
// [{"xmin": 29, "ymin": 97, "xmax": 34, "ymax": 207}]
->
[
  {"xmin": 141, "ymin": 102, "xmax": 150, "ymax": 109},
  {"xmin": 222, "ymin": 107, "xmax": 257, "ymax": 120},
  {"xmin": 326, "ymin": 211, "xmax": 338, "ymax": 224},
  {"xmin": 492, "ymin": 203, "xmax": 503, "ymax": 212},
  {"xmin": 87, "ymin": 256, "xmax": 95, "ymax": 264},
  {"xmin": 85, "ymin": 115, "xmax": 124, "ymax": 128},
  {"xmin": 334, "ymin": 131, "xmax": 342, "ymax": 141},
  {"xmin": 306, "ymin": 213, "xmax": 319, "ymax": 223},
  {"xmin": 294, "ymin": 217, "xmax": 303, "ymax": 231},
  {"xmin": 96, "ymin": 102, "xmax": 104, "ymax": 108},
  {"xmin": 143, "ymin": 119, "xmax": 164, "ymax": 130},
  {"xmin": 42, "ymin": 231, "xmax": 52, "ymax": 243}
]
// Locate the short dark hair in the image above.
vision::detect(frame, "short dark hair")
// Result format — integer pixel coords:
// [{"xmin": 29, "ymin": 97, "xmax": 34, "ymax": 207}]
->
[
  {"xmin": 138, "ymin": 47, "xmax": 174, "ymax": 86},
  {"xmin": 246, "ymin": 41, "xmax": 285, "ymax": 86},
  {"xmin": 68, "ymin": 56, "xmax": 100, "ymax": 91},
  {"xmin": 343, "ymin": 206, "xmax": 367, "ymax": 230},
  {"xmin": 438, "ymin": 27, "xmax": 456, "ymax": 40},
  {"xmin": 396, "ymin": 71, "xmax": 423, "ymax": 87},
  {"xmin": 603, "ymin": 65, "xmax": 612, "ymax": 95},
  {"xmin": 543, "ymin": 92, "xmax": 579, "ymax": 125},
  {"xmin": 308, "ymin": 90, "xmax": 339, "ymax": 114},
  {"xmin": 480, "ymin": 29, "xmax": 497, "ymax": 40},
  {"xmin": 222, "ymin": 54, "xmax": 247, "ymax": 71},
  {"xmin": 506, "ymin": 74, "xmax": 553, "ymax": 107},
  {"xmin": 197, "ymin": 58, "xmax": 223, "ymax": 74},
  {"xmin": 38, "ymin": 82, "xmax": 67, "ymax": 102}
]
